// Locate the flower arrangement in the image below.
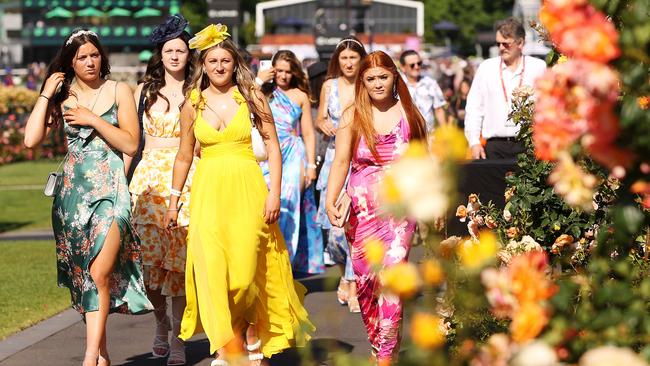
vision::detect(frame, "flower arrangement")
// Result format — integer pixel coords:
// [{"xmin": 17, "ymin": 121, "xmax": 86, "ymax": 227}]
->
[{"xmin": 0, "ymin": 86, "xmax": 65, "ymax": 165}]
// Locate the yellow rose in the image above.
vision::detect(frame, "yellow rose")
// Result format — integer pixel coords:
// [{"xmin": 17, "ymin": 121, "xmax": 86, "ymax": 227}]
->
[
  {"xmin": 380, "ymin": 262, "xmax": 421, "ymax": 299},
  {"xmin": 410, "ymin": 312, "xmax": 446, "ymax": 349},
  {"xmin": 420, "ymin": 259, "xmax": 444, "ymax": 286},
  {"xmin": 457, "ymin": 231, "xmax": 499, "ymax": 269}
]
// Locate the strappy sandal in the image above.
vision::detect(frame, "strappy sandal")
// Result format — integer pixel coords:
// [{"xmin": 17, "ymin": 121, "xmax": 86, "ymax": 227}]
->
[
  {"xmin": 337, "ymin": 279, "xmax": 349, "ymax": 305},
  {"xmin": 246, "ymin": 338, "xmax": 264, "ymax": 366},
  {"xmin": 167, "ymin": 315, "xmax": 186, "ymax": 365},
  {"xmin": 152, "ymin": 313, "xmax": 171, "ymax": 358}
]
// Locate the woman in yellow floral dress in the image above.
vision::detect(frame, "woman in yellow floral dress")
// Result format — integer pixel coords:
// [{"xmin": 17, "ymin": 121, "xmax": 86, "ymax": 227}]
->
[
  {"xmin": 163, "ymin": 24, "xmax": 314, "ymax": 366},
  {"xmin": 126, "ymin": 15, "xmax": 197, "ymax": 366}
]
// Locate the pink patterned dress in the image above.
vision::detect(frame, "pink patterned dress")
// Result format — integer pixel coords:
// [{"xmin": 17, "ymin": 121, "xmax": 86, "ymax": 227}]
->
[{"xmin": 346, "ymin": 117, "xmax": 416, "ymax": 360}]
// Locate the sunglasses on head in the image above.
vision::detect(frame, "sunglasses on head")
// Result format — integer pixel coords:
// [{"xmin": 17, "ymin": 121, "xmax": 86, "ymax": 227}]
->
[{"xmin": 408, "ymin": 61, "xmax": 423, "ymax": 68}]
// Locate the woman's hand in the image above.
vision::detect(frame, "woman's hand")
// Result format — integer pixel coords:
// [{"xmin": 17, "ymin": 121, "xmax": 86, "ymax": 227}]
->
[
  {"xmin": 318, "ymin": 118, "xmax": 336, "ymax": 137},
  {"xmin": 326, "ymin": 202, "xmax": 342, "ymax": 227},
  {"xmin": 305, "ymin": 166, "xmax": 317, "ymax": 187},
  {"xmin": 63, "ymin": 105, "xmax": 98, "ymax": 127},
  {"xmin": 257, "ymin": 67, "xmax": 275, "ymax": 84},
  {"xmin": 42, "ymin": 72, "xmax": 64, "ymax": 98},
  {"xmin": 163, "ymin": 209, "xmax": 179, "ymax": 233},
  {"xmin": 263, "ymin": 192, "xmax": 280, "ymax": 224}
]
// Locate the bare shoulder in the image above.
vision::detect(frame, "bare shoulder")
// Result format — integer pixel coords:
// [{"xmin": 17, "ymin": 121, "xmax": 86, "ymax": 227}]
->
[{"xmin": 180, "ymin": 100, "xmax": 196, "ymax": 120}]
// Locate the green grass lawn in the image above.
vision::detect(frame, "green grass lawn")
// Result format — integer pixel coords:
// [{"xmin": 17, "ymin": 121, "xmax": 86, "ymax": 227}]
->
[
  {"xmin": 0, "ymin": 240, "xmax": 70, "ymax": 340},
  {"xmin": 0, "ymin": 160, "xmax": 59, "ymax": 233}
]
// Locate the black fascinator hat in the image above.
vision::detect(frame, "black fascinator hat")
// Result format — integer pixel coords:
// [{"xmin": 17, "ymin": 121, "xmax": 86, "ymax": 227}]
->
[{"xmin": 149, "ymin": 14, "xmax": 190, "ymax": 45}]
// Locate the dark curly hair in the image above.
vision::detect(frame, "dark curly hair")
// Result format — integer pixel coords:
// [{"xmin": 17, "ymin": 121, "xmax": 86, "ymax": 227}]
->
[{"xmin": 139, "ymin": 31, "xmax": 197, "ymax": 120}]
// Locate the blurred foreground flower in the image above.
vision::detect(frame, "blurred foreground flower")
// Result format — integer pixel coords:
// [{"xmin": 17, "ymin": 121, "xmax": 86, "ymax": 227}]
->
[
  {"xmin": 533, "ymin": 60, "xmax": 630, "ymax": 169},
  {"xmin": 540, "ymin": 0, "xmax": 620, "ymax": 63},
  {"xmin": 363, "ymin": 237, "xmax": 385, "ymax": 266},
  {"xmin": 429, "ymin": 124, "xmax": 468, "ymax": 161},
  {"xmin": 482, "ymin": 251, "xmax": 556, "ymax": 342},
  {"xmin": 380, "ymin": 262, "xmax": 421, "ymax": 299},
  {"xmin": 420, "ymin": 259, "xmax": 444, "ymax": 286},
  {"xmin": 379, "ymin": 141, "xmax": 450, "ymax": 221},
  {"xmin": 410, "ymin": 312, "xmax": 448, "ymax": 349},
  {"xmin": 631, "ymin": 180, "xmax": 650, "ymax": 209},
  {"xmin": 458, "ymin": 231, "xmax": 499, "ymax": 270},
  {"xmin": 579, "ymin": 346, "xmax": 648, "ymax": 366},
  {"xmin": 510, "ymin": 340, "xmax": 558, "ymax": 366},
  {"xmin": 548, "ymin": 152, "xmax": 598, "ymax": 211}
]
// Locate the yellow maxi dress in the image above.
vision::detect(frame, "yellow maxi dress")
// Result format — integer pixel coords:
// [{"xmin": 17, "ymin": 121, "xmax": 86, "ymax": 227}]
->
[{"xmin": 179, "ymin": 89, "xmax": 314, "ymax": 357}]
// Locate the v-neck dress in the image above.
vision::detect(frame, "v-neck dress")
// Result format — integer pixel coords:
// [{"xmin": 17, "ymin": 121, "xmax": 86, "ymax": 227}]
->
[
  {"xmin": 179, "ymin": 89, "xmax": 314, "ymax": 357},
  {"xmin": 53, "ymin": 90, "xmax": 152, "ymax": 315}
]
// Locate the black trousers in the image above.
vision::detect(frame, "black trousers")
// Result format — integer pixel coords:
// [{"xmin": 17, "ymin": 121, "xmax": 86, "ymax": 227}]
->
[{"xmin": 485, "ymin": 138, "xmax": 525, "ymax": 160}]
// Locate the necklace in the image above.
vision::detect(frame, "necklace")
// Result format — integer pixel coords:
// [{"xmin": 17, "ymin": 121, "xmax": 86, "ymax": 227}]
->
[
  {"xmin": 499, "ymin": 56, "xmax": 526, "ymax": 104},
  {"xmin": 71, "ymin": 81, "xmax": 106, "ymax": 112}
]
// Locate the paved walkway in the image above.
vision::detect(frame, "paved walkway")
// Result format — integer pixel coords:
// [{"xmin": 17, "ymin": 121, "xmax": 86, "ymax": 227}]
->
[
  {"xmin": 0, "ymin": 265, "xmax": 417, "ymax": 366},
  {"xmin": 0, "ymin": 229, "xmax": 421, "ymax": 365}
]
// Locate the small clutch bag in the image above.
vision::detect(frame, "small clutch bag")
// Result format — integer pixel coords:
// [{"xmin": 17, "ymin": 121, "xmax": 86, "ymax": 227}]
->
[
  {"xmin": 332, "ymin": 189, "xmax": 352, "ymax": 228},
  {"xmin": 44, "ymin": 172, "xmax": 62, "ymax": 197}
]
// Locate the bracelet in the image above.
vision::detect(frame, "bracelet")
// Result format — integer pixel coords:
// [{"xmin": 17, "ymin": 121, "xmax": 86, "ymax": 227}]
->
[
  {"xmin": 170, "ymin": 188, "xmax": 182, "ymax": 197},
  {"xmin": 254, "ymin": 77, "xmax": 264, "ymax": 87},
  {"xmin": 39, "ymin": 94, "xmax": 50, "ymax": 101},
  {"xmin": 307, "ymin": 163, "xmax": 317, "ymax": 169},
  {"xmin": 167, "ymin": 208, "xmax": 179, "ymax": 211}
]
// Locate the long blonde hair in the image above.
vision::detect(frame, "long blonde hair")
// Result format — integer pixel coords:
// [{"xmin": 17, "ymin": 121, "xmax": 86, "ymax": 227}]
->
[{"xmin": 185, "ymin": 38, "xmax": 269, "ymax": 131}]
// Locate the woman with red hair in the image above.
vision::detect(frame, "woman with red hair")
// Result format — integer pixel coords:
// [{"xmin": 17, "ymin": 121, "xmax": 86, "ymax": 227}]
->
[{"xmin": 325, "ymin": 51, "xmax": 426, "ymax": 363}]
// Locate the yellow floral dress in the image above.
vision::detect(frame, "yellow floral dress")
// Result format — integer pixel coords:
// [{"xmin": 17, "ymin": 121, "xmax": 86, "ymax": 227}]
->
[
  {"xmin": 179, "ymin": 89, "xmax": 314, "ymax": 357},
  {"xmin": 129, "ymin": 110, "xmax": 197, "ymax": 296}
]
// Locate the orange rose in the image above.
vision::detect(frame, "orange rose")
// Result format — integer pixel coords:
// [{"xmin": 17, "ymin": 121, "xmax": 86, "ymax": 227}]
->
[
  {"xmin": 506, "ymin": 227, "xmax": 519, "ymax": 239},
  {"xmin": 510, "ymin": 303, "xmax": 549, "ymax": 343},
  {"xmin": 486, "ymin": 216, "xmax": 497, "ymax": 229}
]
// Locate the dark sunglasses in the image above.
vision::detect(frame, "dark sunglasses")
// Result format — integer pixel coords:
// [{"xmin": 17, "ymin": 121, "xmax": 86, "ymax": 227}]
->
[
  {"xmin": 408, "ymin": 61, "xmax": 423, "ymax": 68},
  {"xmin": 496, "ymin": 41, "xmax": 516, "ymax": 48}
]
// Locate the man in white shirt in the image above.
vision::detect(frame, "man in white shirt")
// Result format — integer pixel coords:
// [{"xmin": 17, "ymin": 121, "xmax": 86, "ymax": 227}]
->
[
  {"xmin": 464, "ymin": 17, "xmax": 547, "ymax": 159},
  {"xmin": 399, "ymin": 50, "xmax": 447, "ymax": 133}
]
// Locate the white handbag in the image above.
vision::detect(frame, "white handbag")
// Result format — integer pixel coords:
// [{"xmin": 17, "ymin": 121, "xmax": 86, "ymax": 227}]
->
[
  {"xmin": 44, "ymin": 153, "xmax": 67, "ymax": 197},
  {"xmin": 250, "ymin": 112, "xmax": 268, "ymax": 161}
]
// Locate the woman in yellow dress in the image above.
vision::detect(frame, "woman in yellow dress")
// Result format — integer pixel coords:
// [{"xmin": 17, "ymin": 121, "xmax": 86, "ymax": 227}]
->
[{"xmin": 163, "ymin": 24, "xmax": 314, "ymax": 366}]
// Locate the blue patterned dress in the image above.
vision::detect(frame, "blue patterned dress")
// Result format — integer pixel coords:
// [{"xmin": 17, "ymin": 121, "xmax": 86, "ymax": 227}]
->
[
  {"xmin": 53, "ymin": 88, "xmax": 153, "ymax": 315},
  {"xmin": 261, "ymin": 88, "xmax": 324, "ymax": 274},
  {"xmin": 315, "ymin": 78, "xmax": 354, "ymax": 281}
]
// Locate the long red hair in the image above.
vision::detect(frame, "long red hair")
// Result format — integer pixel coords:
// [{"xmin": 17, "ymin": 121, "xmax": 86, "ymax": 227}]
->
[{"xmin": 350, "ymin": 51, "xmax": 427, "ymax": 160}]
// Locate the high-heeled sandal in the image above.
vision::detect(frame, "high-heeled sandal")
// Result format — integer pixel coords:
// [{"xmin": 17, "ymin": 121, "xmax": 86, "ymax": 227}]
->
[
  {"xmin": 337, "ymin": 279, "xmax": 349, "ymax": 305},
  {"xmin": 347, "ymin": 296, "xmax": 361, "ymax": 313},
  {"xmin": 152, "ymin": 313, "xmax": 171, "ymax": 358}
]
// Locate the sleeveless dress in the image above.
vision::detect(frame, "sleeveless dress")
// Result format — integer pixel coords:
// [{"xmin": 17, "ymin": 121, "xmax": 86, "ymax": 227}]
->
[
  {"xmin": 179, "ymin": 89, "xmax": 314, "ymax": 357},
  {"xmin": 129, "ymin": 109, "xmax": 197, "ymax": 296},
  {"xmin": 315, "ymin": 78, "xmax": 354, "ymax": 280},
  {"xmin": 53, "ymin": 84, "xmax": 153, "ymax": 315},
  {"xmin": 346, "ymin": 117, "xmax": 416, "ymax": 359},
  {"xmin": 260, "ymin": 88, "xmax": 324, "ymax": 275}
]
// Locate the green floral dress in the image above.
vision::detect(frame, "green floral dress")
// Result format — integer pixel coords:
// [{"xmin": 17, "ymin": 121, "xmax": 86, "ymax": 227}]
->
[{"xmin": 52, "ymin": 98, "xmax": 153, "ymax": 315}]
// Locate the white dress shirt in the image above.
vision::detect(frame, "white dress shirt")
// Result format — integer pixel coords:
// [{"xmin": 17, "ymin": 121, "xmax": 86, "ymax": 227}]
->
[{"xmin": 464, "ymin": 55, "xmax": 547, "ymax": 146}]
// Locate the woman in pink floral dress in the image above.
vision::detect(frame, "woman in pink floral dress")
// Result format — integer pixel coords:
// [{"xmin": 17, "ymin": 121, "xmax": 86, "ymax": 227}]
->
[{"xmin": 325, "ymin": 51, "xmax": 427, "ymax": 363}]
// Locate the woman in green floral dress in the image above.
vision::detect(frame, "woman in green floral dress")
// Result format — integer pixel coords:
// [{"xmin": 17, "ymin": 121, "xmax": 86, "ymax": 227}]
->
[{"xmin": 24, "ymin": 29, "xmax": 152, "ymax": 366}]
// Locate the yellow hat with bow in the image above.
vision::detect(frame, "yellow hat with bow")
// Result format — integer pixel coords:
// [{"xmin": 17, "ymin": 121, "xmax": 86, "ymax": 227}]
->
[{"xmin": 188, "ymin": 24, "xmax": 230, "ymax": 51}]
